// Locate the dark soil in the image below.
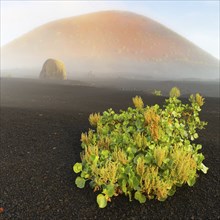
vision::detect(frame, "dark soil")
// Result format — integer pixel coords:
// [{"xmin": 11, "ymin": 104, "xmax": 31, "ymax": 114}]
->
[{"xmin": 0, "ymin": 78, "xmax": 219, "ymax": 219}]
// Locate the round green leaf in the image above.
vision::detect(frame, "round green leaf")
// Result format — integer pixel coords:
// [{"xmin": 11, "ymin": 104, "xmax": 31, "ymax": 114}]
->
[
  {"xmin": 75, "ymin": 177, "xmax": 86, "ymax": 188},
  {"xmin": 101, "ymin": 150, "xmax": 109, "ymax": 158},
  {"xmin": 122, "ymin": 179, "xmax": 127, "ymax": 193},
  {"xmin": 97, "ymin": 194, "xmax": 107, "ymax": 208},
  {"xmin": 187, "ymin": 176, "xmax": 196, "ymax": 187},
  {"xmin": 125, "ymin": 166, "xmax": 131, "ymax": 174},
  {"xmin": 73, "ymin": 163, "xmax": 82, "ymax": 173},
  {"xmin": 106, "ymin": 184, "xmax": 115, "ymax": 197},
  {"xmin": 132, "ymin": 176, "xmax": 140, "ymax": 190},
  {"xmin": 168, "ymin": 186, "xmax": 176, "ymax": 196},
  {"xmin": 134, "ymin": 191, "xmax": 146, "ymax": 203},
  {"xmin": 145, "ymin": 154, "xmax": 153, "ymax": 164},
  {"xmin": 193, "ymin": 133, "xmax": 198, "ymax": 139}
]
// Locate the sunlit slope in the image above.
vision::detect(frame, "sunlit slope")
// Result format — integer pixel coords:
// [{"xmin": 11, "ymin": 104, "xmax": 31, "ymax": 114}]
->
[{"xmin": 1, "ymin": 11, "xmax": 219, "ymax": 79}]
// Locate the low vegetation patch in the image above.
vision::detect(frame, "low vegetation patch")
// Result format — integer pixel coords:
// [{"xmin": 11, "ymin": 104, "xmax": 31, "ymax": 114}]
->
[
  {"xmin": 152, "ymin": 89, "xmax": 162, "ymax": 96},
  {"xmin": 73, "ymin": 88, "xmax": 208, "ymax": 208}
]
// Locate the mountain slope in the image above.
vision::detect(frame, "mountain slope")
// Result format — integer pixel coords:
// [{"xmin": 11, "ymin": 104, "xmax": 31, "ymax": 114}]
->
[{"xmin": 1, "ymin": 11, "xmax": 219, "ymax": 80}]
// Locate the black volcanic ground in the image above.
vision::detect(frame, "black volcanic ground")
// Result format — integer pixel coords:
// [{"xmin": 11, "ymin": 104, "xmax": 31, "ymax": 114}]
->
[{"xmin": 0, "ymin": 78, "xmax": 219, "ymax": 219}]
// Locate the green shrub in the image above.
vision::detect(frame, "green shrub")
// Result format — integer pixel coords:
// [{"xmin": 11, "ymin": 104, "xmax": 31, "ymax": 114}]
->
[
  {"xmin": 169, "ymin": 87, "xmax": 181, "ymax": 98},
  {"xmin": 73, "ymin": 92, "xmax": 208, "ymax": 208},
  {"xmin": 152, "ymin": 90, "xmax": 162, "ymax": 96}
]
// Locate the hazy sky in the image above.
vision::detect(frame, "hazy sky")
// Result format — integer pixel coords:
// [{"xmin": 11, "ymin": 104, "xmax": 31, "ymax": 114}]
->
[{"xmin": 1, "ymin": 0, "xmax": 219, "ymax": 59}]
